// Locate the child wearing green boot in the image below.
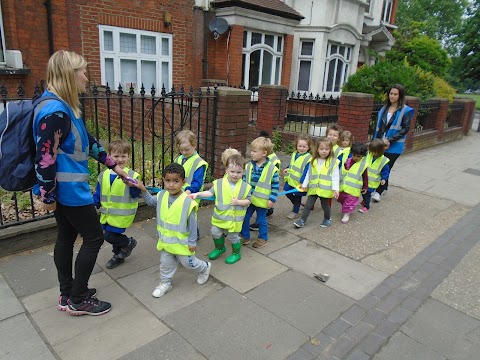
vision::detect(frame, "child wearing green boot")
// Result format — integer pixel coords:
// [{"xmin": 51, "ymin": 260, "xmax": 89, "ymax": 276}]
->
[{"xmin": 190, "ymin": 154, "xmax": 251, "ymax": 264}]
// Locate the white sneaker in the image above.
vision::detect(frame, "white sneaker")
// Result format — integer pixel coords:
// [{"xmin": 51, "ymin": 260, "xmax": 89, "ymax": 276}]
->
[
  {"xmin": 197, "ymin": 261, "xmax": 211, "ymax": 285},
  {"xmin": 372, "ymin": 192, "xmax": 381, "ymax": 202},
  {"xmin": 152, "ymin": 282, "xmax": 172, "ymax": 298},
  {"xmin": 341, "ymin": 213, "xmax": 350, "ymax": 224},
  {"xmin": 287, "ymin": 212, "xmax": 299, "ymax": 219}
]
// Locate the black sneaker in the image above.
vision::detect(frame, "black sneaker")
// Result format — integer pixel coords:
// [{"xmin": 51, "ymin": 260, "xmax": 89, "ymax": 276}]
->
[
  {"xmin": 58, "ymin": 288, "xmax": 97, "ymax": 311},
  {"xmin": 250, "ymin": 223, "xmax": 259, "ymax": 231},
  {"xmin": 117, "ymin": 237, "xmax": 137, "ymax": 260},
  {"xmin": 106, "ymin": 255, "xmax": 125, "ymax": 269},
  {"xmin": 66, "ymin": 296, "xmax": 112, "ymax": 316}
]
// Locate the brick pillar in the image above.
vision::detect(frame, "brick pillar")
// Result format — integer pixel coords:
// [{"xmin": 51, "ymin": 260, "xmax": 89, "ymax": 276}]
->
[
  {"xmin": 257, "ymin": 85, "xmax": 288, "ymax": 136},
  {"xmin": 213, "ymin": 87, "xmax": 251, "ymax": 178},
  {"xmin": 405, "ymin": 96, "xmax": 420, "ymax": 151},
  {"xmin": 431, "ymin": 97, "xmax": 449, "ymax": 141},
  {"xmin": 337, "ymin": 92, "xmax": 374, "ymax": 142},
  {"xmin": 455, "ymin": 98, "xmax": 477, "ymax": 135}
]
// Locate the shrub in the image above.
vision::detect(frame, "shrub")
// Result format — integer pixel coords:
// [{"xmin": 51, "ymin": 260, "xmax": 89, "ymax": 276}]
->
[{"xmin": 433, "ymin": 76, "xmax": 456, "ymax": 102}]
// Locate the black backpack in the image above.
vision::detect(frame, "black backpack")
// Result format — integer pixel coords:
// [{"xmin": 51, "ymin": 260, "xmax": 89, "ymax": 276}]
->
[{"xmin": 0, "ymin": 96, "xmax": 70, "ymax": 191}]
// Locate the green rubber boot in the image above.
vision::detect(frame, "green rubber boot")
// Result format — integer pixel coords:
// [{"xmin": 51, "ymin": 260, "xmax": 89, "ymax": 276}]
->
[
  {"xmin": 208, "ymin": 236, "xmax": 226, "ymax": 260},
  {"xmin": 225, "ymin": 242, "xmax": 242, "ymax": 264}
]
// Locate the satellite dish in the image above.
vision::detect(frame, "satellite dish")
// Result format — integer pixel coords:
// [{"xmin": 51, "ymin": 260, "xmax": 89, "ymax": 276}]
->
[{"xmin": 208, "ymin": 17, "xmax": 229, "ymax": 40}]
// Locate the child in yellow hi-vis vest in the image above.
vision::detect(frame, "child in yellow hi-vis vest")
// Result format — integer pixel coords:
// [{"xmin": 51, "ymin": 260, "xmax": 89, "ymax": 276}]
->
[
  {"xmin": 191, "ymin": 154, "xmax": 252, "ymax": 264},
  {"xmin": 132, "ymin": 163, "xmax": 211, "ymax": 298},
  {"xmin": 93, "ymin": 139, "xmax": 140, "ymax": 269}
]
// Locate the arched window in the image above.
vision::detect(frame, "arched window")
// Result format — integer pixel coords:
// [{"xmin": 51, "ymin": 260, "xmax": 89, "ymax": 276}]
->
[
  {"xmin": 242, "ymin": 31, "xmax": 283, "ymax": 90},
  {"xmin": 322, "ymin": 42, "xmax": 352, "ymax": 93}
]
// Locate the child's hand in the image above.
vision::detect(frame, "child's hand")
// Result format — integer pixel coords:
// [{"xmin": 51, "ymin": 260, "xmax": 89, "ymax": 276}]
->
[
  {"xmin": 267, "ymin": 200, "xmax": 274, "ymax": 209},
  {"xmin": 185, "ymin": 189, "xmax": 192, "ymax": 195},
  {"xmin": 361, "ymin": 189, "xmax": 367, "ymax": 194},
  {"xmin": 129, "ymin": 179, "xmax": 147, "ymax": 192},
  {"xmin": 333, "ymin": 190, "xmax": 339, "ymax": 199},
  {"xmin": 231, "ymin": 197, "xmax": 239, "ymax": 205},
  {"xmin": 189, "ymin": 193, "xmax": 198, "ymax": 200},
  {"xmin": 380, "ymin": 180, "xmax": 386, "ymax": 185},
  {"xmin": 188, "ymin": 245, "xmax": 196, "ymax": 253},
  {"xmin": 283, "ymin": 168, "xmax": 288, "ymax": 175}
]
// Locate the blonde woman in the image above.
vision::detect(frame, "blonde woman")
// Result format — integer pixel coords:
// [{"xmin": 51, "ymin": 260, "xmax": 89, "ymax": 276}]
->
[{"xmin": 33, "ymin": 50, "xmax": 128, "ymax": 316}]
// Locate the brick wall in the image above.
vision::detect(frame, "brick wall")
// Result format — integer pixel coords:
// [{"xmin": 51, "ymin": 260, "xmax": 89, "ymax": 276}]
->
[
  {"xmin": 256, "ymin": 85, "xmax": 289, "ymax": 136},
  {"xmin": 337, "ymin": 92, "xmax": 374, "ymax": 142}
]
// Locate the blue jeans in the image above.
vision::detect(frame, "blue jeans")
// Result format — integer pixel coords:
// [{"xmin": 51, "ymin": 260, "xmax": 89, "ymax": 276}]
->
[{"xmin": 241, "ymin": 205, "xmax": 268, "ymax": 241}]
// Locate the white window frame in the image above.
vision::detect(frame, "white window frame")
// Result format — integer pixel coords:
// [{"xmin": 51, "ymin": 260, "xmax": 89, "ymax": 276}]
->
[
  {"xmin": 242, "ymin": 30, "xmax": 283, "ymax": 90},
  {"xmin": 382, "ymin": 0, "xmax": 394, "ymax": 24},
  {"xmin": 0, "ymin": 2, "xmax": 7, "ymax": 64},
  {"xmin": 297, "ymin": 39, "xmax": 314, "ymax": 92},
  {"xmin": 322, "ymin": 42, "xmax": 352, "ymax": 94},
  {"xmin": 98, "ymin": 25, "xmax": 172, "ymax": 93}
]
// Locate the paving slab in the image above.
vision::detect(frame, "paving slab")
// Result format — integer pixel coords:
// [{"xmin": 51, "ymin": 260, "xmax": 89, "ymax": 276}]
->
[
  {"xmin": 432, "ymin": 242, "xmax": 480, "ymax": 320},
  {"xmin": 269, "ymin": 240, "xmax": 387, "ymax": 300},
  {"xmin": 247, "ymin": 271, "xmax": 354, "ymax": 336},
  {"xmin": 96, "ymin": 225, "xmax": 160, "ymax": 279},
  {"xmin": 0, "ymin": 242, "xmax": 102, "ymax": 298},
  {"xmin": 195, "ymin": 236, "xmax": 288, "ymax": 294},
  {"xmin": 401, "ymin": 298, "xmax": 480, "ymax": 360},
  {"xmin": 0, "ymin": 313, "xmax": 56, "ymax": 360},
  {"xmin": 0, "ymin": 273, "xmax": 23, "ymax": 320},
  {"xmin": 164, "ymin": 287, "xmax": 309, "ymax": 360},
  {"xmin": 54, "ymin": 306, "xmax": 170, "ymax": 360},
  {"xmin": 118, "ymin": 331, "xmax": 207, "ymax": 360},
  {"xmin": 373, "ymin": 332, "xmax": 446, "ymax": 360},
  {"xmin": 118, "ymin": 263, "xmax": 223, "ymax": 319}
]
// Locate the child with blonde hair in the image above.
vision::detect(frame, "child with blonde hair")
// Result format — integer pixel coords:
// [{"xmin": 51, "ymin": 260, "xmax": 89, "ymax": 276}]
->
[
  {"xmin": 221, "ymin": 147, "xmax": 241, "ymax": 168},
  {"xmin": 294, "ymin": 137, "xmax": 339, "ymax": 228},
  {"xmin": 241, "ymin": 136, "xmax": 279, "ymax": 248},
  {"xmin": 191, "ymin": 154, "xmax": 251, "ymax": 264},
  {"xmin": 283, "ymin": 134, "xmax": 312, "ymax": 219}
]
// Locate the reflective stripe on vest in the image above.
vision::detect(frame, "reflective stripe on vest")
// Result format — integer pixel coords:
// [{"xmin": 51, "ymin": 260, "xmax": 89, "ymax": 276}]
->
[
  {"xmin": 268, "ymin": 153, "xmax": 281, "ymax": 168},
  {"xmin": 212, "ymin": 177, "xmax": 251, "ymax": 232},
  {"xmin": 308, "ymin": 158, "xmax": 339, "ymax": 198},
  {"xmin": 339, "ymin": 148, "xmax": 351, "ymax": 181},
  {"xmin": 156, "ymin": 191, "xmax": 198, "ymax": 255},
  {"xmin": 367, "ymin": 155, "xmax": 389, "ymax": 189},
  {"xmin": 175, "ymin": 153, "xmax": 208, "ymax": 189},
  {"xmin": 285, "ymin": 152, "xmax": 312, "ymax": 187},
  {"xmin": 333, "ymin": 144, "xmax": 342, "ymax": 159},
  {"xmin": 340, "ymin": 155, "xmax": 369, "ymax": 197},
  {"xmin": 375, "ymin": 105, "xmax": 409, "ymax": 144},
  {"xmin": 246, "ymin": 161, "xmax": 277, "ymax": 208},
  {"xmin": 99, "ymin": 168, "xmax": 139, "ymax": 228}
]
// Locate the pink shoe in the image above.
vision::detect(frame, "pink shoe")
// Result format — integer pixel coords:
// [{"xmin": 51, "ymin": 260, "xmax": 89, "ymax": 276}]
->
[{"xmin": 358, "ymin": 207, "xmax": 369, "ymax": 213}]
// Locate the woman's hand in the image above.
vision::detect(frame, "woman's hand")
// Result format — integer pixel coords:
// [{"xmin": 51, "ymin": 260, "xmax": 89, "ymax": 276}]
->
[
  {"xmin": 113, "ymin": 165, "xmax": 129, "ymax": 179},
  {"xmin": 383, "ymin": 139, "xmax": 390, "ymax": 150}
]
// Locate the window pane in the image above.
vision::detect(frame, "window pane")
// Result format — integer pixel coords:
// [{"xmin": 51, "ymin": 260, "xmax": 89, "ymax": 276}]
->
[
  {"xmin": 331, "ymin": 44, "xmax": 338, "ymax": 55},
  {"xmin": 242, "ymin": 54, "xmax": 246, "ymax": 88},
  {"xmin": 298, "ymin": 60, "xmax": 311, "ymax": 91},
  {"xmin": 120, "ymin": 59, "xmax": 137, "ymax": 89},
  {"xmin": 301, "ymin": 41, "xmax": 314, "ymax": 56},
  {"xmin": 251, "ymin": 32, "xmax": 262, "ymax": 46},
  {"xmin": 326, "ymin": 59, "xmax": 336, "ymax": 91},
  {"xmin": 277, "ymin": 36, "xmax": 283, "ymax": 52},
  {"xmin": 161, "ymin": 38, "xmax": 169, "ymax": 56},
  {"xmin": 141, "ymin": 60, "xmax": 156, "ymax": 89},
  {"xmin": 243, "ymin": 31, "xmax": 247, "ymax": 48},
  {"xmin": 162, "ymin": 62, "xmax": 169, "ymax": 91},
  {"xmin": 346, "ymin": 47, "xmax": 351, "ymax": 60},
  {"xmin": 275, "ymin": 57, "xmax": 281, "ymax": 85},
  {"xmin": 104, "ymin": 31, "xmax": 113, "ymax": 51},
  {"xmin": 340, "ymin": 46, "xmax": 346, "ymax": 57},
  {"xmin": 265, "ymin": 34, "xmax": 274, "ymax": 48},
  {"xmin": 120, "ymin": 33, "xmax": 137, "ymax": 53},
  {"xmin": 262, "ymin": 51, "xmax": 273, "ymax": 85},
  {"xmin": 104, "ymin": 58, "xmax": 115, "ymax": 87},
  {"xmin": 141, "ymin": 35, "xmax": 156, "ymax": 54},
  {"xmin": 249, "ymin": 50, "xmax": 261, "ymax": 88},
  {"xmin": 334, "ymin": 60, "xmax": 344, "ymax": 92}
]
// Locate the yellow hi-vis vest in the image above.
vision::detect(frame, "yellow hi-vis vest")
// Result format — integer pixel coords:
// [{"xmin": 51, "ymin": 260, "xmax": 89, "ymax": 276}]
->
[
  {"xmin": 212, "ymin": 177, "xmax": 251, "ymax": 233},
  {"xmin": 268, "ymin": 153, "xmax": 281, "ymax": 168},
  {"xmin": 245, "ymin": 161, "xmax": 278, "ymax": 208},
  {"xmin": 99, "ymin": 167, "xmax": 140, "ymax": 228},
  {"xmin": 340, "ymin": 154, "xmax": 371, "ymax": 197},
  {"xmin": 367, "ymin": 154, "xmax": 389, "ymax": 189},
  {"xmin": 156, "ymin": 191, "xmax": 198, "ymax": 255},
  {"xmin": 175, "ymin": 152, "xmax": 208, "ymax": 191},
  {"xmin": 285, "ymin": 152, "xmax": 312, "ymax": 188},
  {"xmin": 339, "ymin": 147, "xmax": 351, "ymax": 182},
  {"xmin": 307, "ymin": 158, "xmax": 339, "ymax": 198},
  {"xmin": 333, "ymin": 144, "xmax": 342, "ymax": 159}
]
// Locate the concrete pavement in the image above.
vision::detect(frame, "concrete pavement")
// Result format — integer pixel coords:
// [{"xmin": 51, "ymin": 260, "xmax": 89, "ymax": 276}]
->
[{"xmin": 1, "ymin": 130, "xmax": 480, "ymax": 360}]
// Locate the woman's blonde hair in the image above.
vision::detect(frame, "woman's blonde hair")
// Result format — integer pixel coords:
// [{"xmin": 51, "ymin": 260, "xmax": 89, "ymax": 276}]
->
[{"xmin": 46, "ymin": 50, "xmax": 87, "ymax": 118}]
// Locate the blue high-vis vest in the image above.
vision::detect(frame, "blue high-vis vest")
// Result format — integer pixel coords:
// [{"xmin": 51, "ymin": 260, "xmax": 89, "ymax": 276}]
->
[
  {"xmin": 374, "ymin": 105, "xmax": 414, "ymax": 154},
  {"xmin": 33, "ymin": 91, "xmax": 92, "ymax": 206}
]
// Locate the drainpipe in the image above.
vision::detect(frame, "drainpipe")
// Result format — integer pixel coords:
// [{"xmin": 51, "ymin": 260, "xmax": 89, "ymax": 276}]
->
[
  {"xmin": 202, "ymin": 0, "xmax": 210, "ymax": 79},
  {"xmin": 44, "ymin": 0, "xmax": 54, "ymax": 55}
]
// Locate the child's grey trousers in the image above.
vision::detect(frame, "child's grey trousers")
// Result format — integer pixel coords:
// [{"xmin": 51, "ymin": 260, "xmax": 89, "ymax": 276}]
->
[{"xmin": 160, "ymin": 251, "xmax": 208, "ymax": 284}]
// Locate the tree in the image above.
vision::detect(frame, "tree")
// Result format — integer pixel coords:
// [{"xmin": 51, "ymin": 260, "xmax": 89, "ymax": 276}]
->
[
  {"xmin": 396, "ymin": 0, "xmax": 468, "ymax": 55},
  {"xmin": 458, "ymin": 0, "xmax": 480, "ymax": 82},
  {"xmin": 386, "ymin": 27, "xmax": 450, "ymax": 77}
]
